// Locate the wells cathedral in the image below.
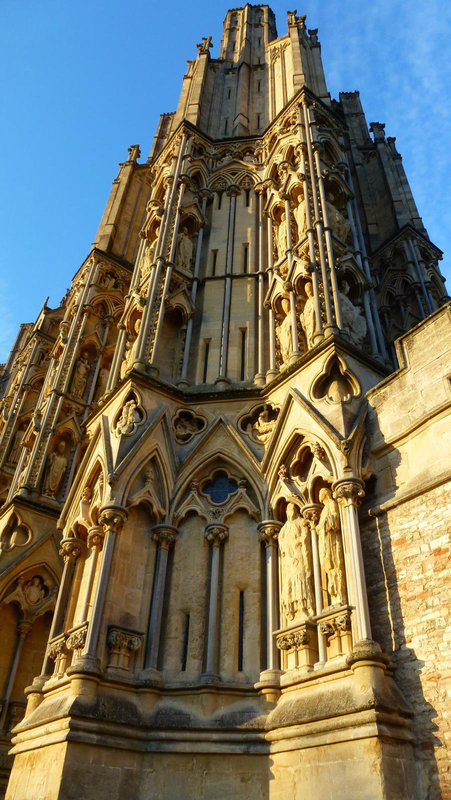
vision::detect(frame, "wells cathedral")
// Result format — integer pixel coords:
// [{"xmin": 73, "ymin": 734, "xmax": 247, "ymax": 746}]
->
[{"xmin": 0, "ymin": 6, "xmax": 450, "ymax": 799}]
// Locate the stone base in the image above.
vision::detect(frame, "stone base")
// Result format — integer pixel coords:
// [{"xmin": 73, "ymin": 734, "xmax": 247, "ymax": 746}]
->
[{"xmin": 5, "ymin": 655, "xmax": 416, "ymax": 800}]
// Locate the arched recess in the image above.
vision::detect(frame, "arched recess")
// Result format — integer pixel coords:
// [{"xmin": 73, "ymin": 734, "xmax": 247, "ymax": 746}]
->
[{"xmin": 267, "ymin": 429, "xmax": 336, "ymax": 513}]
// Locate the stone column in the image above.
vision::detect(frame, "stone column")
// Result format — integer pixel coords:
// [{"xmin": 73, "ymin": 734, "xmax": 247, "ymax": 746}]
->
[
  {"xmin": 78, "ymin": 526, "xmax": 105, "ymax": 623},
  {"xmin": 283, "ymin": 196, "xmax": 301, "ymax": 361},
  {"xmin": 41, "ymin": 533, "xmax": 84, "ymax": 676},
  {"xmin": 179, "ymin": 192, "xmax": 210, "ymax": 385},
  {"xmin": 203, "ymin": 523, "xmax": 229, "ymax": 679},
  {"xmin": 144, "ymin": 525, "xmax": 178, "ymax": 671},
  {"xmin": 302, "ymin": 504, "xmax": 327, "ymax": 665},
  {"xmin": 75, "ymin": 506, "xmax": 127, "ymax": 673},
  {"xmin": 0, "ymin": 619, "xmax": 31, "ymax": 731},
  {"xmin": 345, "ymin": 195, "xmax": 378, "ymax": 356},
  {"xmin": 217, "ymin": 187, "xmax": 239, "ymax": 384},
  {"xmin": 301, "ymin": 98, "xmax": 335, "ymax": 329},
  {"xmin": 409, "ymin": 239, "xmax": 434, "ymax": 314},
  {"xmin": 255, "ymin": 188, "xmax": 266, "ymax": 386},
  {"xmin": 258, "ymin": 520, "xmax": 282, "ymax": 677},
  {"xmin": 265, "ymin": 212, "xmax": 278, "ymax": 380},
  {"xmin": 298, "ymin": 144, "xmax": 323, "ymax": 342},
  {"xmin": 333, "ymin": 479, "xmax": 371, "ymax": 642}
]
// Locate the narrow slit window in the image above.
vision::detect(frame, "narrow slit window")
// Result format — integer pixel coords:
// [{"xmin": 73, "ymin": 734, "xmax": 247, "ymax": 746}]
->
[
  {"xmin": 211, "ymin": 250, "xmax": 218, "ymax": 276},
  {"xmin": 238, "ymin": 591, "xmax": 244, "ymax": 672},
  {"xmin": 243, "ymin": 244, "xmax": 249, "ymax": 273},
  {"xmin": 181, "ymin": 613, "xmax": 190, "ymax": 671},
  {"xmin": 258, "ymin": 37, "xmax": 261, "ymax": 47},
  {"xmin": 257, "ymin": 80, "xmax": 261, "ymax": 93},
  {"xmin": 224, "ymin": 118, "xmax": 228, "ymax": 135},
  {"xmin": 217, "ymin": 192, "xmax": 222, "ymax": 210},
  {"xmin": 227, "ymin": 88, "xmax": 231, "ymax": 99},
  {"xmin": 202, "ymin": 341, "xmax": 210, "ymax": 383},
  {"xmin": 244, "ymin": 189, "xmax": 250, "ymax": 208},
  {"xmin": 240, "ymin": 329, "xmax": 246, "ymax": 380},
  {"xmin": 257, "ymin": 114, "xmax": 261, "ymax": 130}
]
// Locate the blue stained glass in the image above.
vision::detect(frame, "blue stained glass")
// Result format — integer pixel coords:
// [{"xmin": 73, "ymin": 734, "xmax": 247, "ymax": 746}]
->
[{"xmin": 202, "ymin": 472, "xmax": 238, "ymax": 504}]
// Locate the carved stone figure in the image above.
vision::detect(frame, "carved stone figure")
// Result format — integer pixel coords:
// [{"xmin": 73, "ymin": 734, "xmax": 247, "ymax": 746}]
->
[
  {"xmin": 339, "ymin": 281, "xmax": 367, "ymax": 347},
  {"xmin": 23, "ymin": 576, "xmax": 46, "ymax": 606},
  {"xmin": 295, "ymin": 196, "xmax": 307, "ymax": 241},
  {"xmin": 115, "ymin": 398, "xmax": 142, "ymax": 437},
  {"xmin": 278, "ymin": 502, "xmax": 315, "ymax": 622},
  {"xmin": 95, "ymin": 366, "xmax": 109, "ymax": 399},
  {"xmin": 175, "ymin": 227, "xmax": 194, "ymax": 270},
  {"xmin": 141, "ymin": 235, "xmax": 158, "ymax": 279},
  {"xmin": 251, "ymin": 405, "xmax": 276, "ymax": 443},
  {"xmin": 326, "ymin": 195, "xmax": 350, "ymax": 242},
  {"xmin": 8, "ymin": 427, "xmax": 25, "ymax": 465},
  {"xmin": 120, "ymin": 318, "xmax": 141, "ymax": 378},
  {"xmin": 173, "ymin": 411, "xmax": 204, "ymax": 442},
  {"xmin": 276, "ymin": 213, "xmax": 288, "ymax": 261},
  {"xmin": 43, "ymin": 441, "xmax": 68, "ymax": 498},
  {"xmin": 317, "ymin": 487, "xmax": 346, "ymax": 606},
  {"xmin": 300, "ymin": 281, "xmax": 316, "ymax": 348},
  {"xmin": 71, "ymin": 352, "xmax": 90, "ymax": 399},
  {"xmin": 276, "ymin": 298, "xmax": 293, "ymax": 365}
]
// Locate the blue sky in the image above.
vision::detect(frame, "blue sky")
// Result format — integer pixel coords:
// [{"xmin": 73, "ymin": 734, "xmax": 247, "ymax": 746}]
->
[{"xmin": 1, "ymin": 0, "xmax": 450, "ymax": 362}]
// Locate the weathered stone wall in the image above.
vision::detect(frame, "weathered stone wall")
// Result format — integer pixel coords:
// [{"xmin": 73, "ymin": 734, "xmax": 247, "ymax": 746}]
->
[{"xmin": 361, "ymin": 482, "xmax": 451, "ymax": 800}]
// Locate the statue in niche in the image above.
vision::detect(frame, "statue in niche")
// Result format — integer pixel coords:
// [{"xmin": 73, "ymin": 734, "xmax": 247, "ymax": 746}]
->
[
  {"xmin": 43, "ymin": 441, "xmax": 68, "ymax": 499},
  {"xmin": 276, "ymin": 213, "xmax": 288, "ymax": 262},
  {"xmin": 295, "ymin": 195, "xmax": 307, "ymax": 241},
  {"xmin": 8, "ymin": 427, "xmax": 25, "ymax": 465},
  {"xmin": 338, "ymin": 281, "xmax": 367, "ymax": 347},
  {"xmin": 326, "ymin": 194, "xmax": 350, "ymax": 242},
  {"xmin": 317, "ymin": 487, "xmax": 346, "ymax": 606},
  {"xmin": 300, "ymin": 281, "xmax": 316, "ymax": 348},
  {"xmin": 115, "ymin": 398, "xmax": 142, "ymax": 437},
  {"xmin": 251, "ymin": 405, "xmax": 277, "ymax": 444},
  {"xmin": 71, "ymin": 352, "xmax": 90, "ymax": 399},
  {"xmin": 278, "ymin": 502, "xmax": 315, "ymax": 622},
  {"xmin": 175, "ymin": 227, "xmax": 194, "ymax": 270},
  {"xmin": 276, "ymin": 298, "xmax": 293, "ymax": 365},
  {"xmin": 141, "ymin": 230, "xmax": 159, "ymax": 279},
  {"xmin": 121, "ymin": 318, "xmax": 141, "ymax": 378},
  {"xmin": 95, "ymin": 366, "xmax": 109, "ymax": 400}
]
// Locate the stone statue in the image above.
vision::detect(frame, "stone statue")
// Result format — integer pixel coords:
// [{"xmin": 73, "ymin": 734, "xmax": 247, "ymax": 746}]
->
[
  {"xmin": 71, "ymin": 352, "xmax": 90, "ymax": 399},
  {"xmin": 120, "ymin": 318, "xmax": 141, "ymax": 378},
  {"xmin": 8, "ymin": 428, "xmax": 25, "ymax": 465},
  {"xmin": 276, "ymin": 213, "xmax": 288, "ymax": 262},
  {"xmin": 300, "ymin": 281, "xmax": 316, "ymax": 348},
  {"xmin": 325, "ymin": 194, "xmax": 350, "ymax": 242},
  {"xmin": 141, "ymin": 235, "xmax": 158, "ymax": 279},
  {"xmin": 24, "ymin": 576, "xmax": 46, "ymax": 606},
  {"xmin": 43, "ymin": 441, "xmax": 68, "ymax": 499},
  {"xmin": 339, "ymin": 281, "xmax": 367, "ymax": 347},
  {"xmin": 295, "ymin": 196, "xmax": 307, "ymax": 241},
  {"xmin": 95, "ymin": 366, "xmax": 109, "ymax": 400},
  {"xmin": 175, "ymin": 227, "xmax": 194, "ymax": 270},
  {"xmin": 317, "ymin": 487, "xmax": 346, "ymax": 606},
  {"xmin": 278, "ymin": 502, "xmax": 315, "ymax": 622},
  {"xmin": 251, "ymin": 405, "xmax": 276, "ymax": 444},
  {"xmin": 115, "ymin": 398, "xmax": 142, "ymax": 437},
  {"xmin": 276, "ymin": 298, "xmax": 293, "ymax": 365}
]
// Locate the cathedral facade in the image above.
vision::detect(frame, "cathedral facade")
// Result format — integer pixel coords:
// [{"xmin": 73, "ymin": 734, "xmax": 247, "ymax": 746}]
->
[{"xmin": 0, "ymin": 6, "xmax": 450, "ymax": 799}]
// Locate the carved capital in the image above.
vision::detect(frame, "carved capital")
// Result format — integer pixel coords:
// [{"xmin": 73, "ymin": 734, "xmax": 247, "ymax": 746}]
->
[
  {"xmin": 59, "ymin": 536, "xmax": 84, "ymax": 563},
  {"xmin": 332, "ymin": 479, "xmax": 365, "ymax": 508},
  {"xmin": 319, "ymin": 622, "xmax": 334, "ymax": 638},
  {"xmin": 335, "ymin": 613, "xmax": 352, "ymax": 632},
  {"xmin": 301, "ymin": 503, "xmax": 322, "ymax": 527},
  {"xmin": 205, "ymin": 523, "xmax": 229, "ymax": 547},
  {"xmin": 48, "ymin": 636, "xmax": 68, "ymax": 661},
  {"xmin": 258, "ymin": 520, "xmax": 282, "ymax": 546},
  {"xmin": 87, "ymin": 526, "xmax": 105, "ymax": 550},
  {"xmin": 66, "ymin": 625, "xmax": 87, "ymax": 652},
  {"xmin": 152, "ymin": 524, "xmax": 178, "ymax": 551},
  {"xmin": 98, "ymin": 506, "xmax": 127, "ymax": 535},
  {"xmin": 107, "ymin": 627, "xmax": 142, "ymax": 655}
]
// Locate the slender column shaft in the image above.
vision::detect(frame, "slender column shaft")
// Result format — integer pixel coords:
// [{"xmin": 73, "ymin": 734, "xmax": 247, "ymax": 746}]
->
[
  {"xmin": 0, "ymin": 621, "xmax": 30, "ymax": 731},
  {"xmin": 81, "ymin": 508, "xmax": 126, "ymax": 665},
  {"xmin": 78, "ymin": 527, "xmax": 104, "ymax": 623},
  {"xmin": 333, "ymin": 480, "xmax": 371, "ymax": 641},
  {"xmin": 258, "ymin": 521, "xmax": 281, "ymax": 672},
  {"xmin": 302, "ymin": 505, "xmax": 326, "ymax": 664},
  {"xmin": 204, "ymin": 524, "xmax": 228, "ymax": 676},
  {"xmin": 302, "ymin": 100, "xmax": 334, "ymax": 326},
  {"xmin": 145, "ymin": 525, "xmax": 177, "ymax": 670},
  {"xmin": 180, "ymin": 195, "xmax": 209, "ymax": 382},
  {"xmin": 409, "ymin": 239, "xmax": 434, "ymax": 314},
  {"xmin": 299, "ymin": 148, "xmax": 323, "ymax": 339},
  {"xmin": 284, "ymin": 197, "xmax": 300, "ymax": 357},
  {"xmin": 266, "ymin": 215, "xmax": 277, "ymax": 378},
  {"xmin": 219, "ymin": 193, "xmax": 237, "ymax": 379},
  {"xmin": 345, "ymin": 197, "xmax": 378, "ymax": 355},
  {"xmin": 256, "ymin": 191, "xmax": 265, "ymax": 383}
]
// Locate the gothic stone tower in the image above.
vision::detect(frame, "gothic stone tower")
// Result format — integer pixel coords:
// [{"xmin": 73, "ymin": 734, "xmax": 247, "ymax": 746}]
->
[{"xmin": 1, "ymin": 6, "xmax": 450, "ymax": 800}]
